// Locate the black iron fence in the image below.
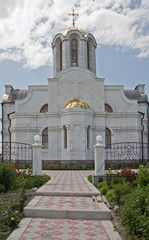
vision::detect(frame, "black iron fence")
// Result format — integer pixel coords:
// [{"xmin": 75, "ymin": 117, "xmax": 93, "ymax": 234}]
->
[
  {"xmin": 105, "ymin": 142, "xmax": 149, "ymax": 167},
  {"xmin": 0, "ymin": 142, "xmax": 33, "ymax": 166},
  {"xmin": 0, "ymin": 141, "xmax": 148, "ymax": 168}
]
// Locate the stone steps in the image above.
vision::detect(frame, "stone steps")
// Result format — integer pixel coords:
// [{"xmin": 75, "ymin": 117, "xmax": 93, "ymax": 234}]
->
[
  {"xmin": 24, "ymin": 195, "xmax": 111, "ymax": 220},
  {"xmin": 35, "ymin": 190, "xmax": 100, "ymax": 197}
]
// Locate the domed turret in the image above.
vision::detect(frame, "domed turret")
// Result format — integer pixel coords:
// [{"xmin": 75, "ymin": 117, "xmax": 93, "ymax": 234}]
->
[
  {"xmin": 52, "ymin": 25, "xmax": 97, "ymax": 76},
  {"xmin": 62, "ymin": 27, "xmax": 87, "ymax": 37}
]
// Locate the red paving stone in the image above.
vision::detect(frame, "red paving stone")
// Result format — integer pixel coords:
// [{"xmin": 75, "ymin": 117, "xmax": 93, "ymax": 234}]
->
[
  {"xmin": 19, "ymin": 218, "xmax": 110, "ymax": 240},
  {"xmin": 34, "ymin": 196, "xmax": 99, "ymax": 210},
  {"xmin": 42, "ymin": 170, "xmax": 94, "ymax": 192}
]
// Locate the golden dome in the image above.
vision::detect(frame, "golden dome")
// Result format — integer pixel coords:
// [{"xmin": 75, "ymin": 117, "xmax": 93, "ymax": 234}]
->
[
  {"xmin": 2, "ymin": 94, "xmax": 9, "ymax": 102},
  {"xmin": 63, "ymin": 99, "xmax": 90, "ymax": 109},
  {"xmin": 62, "ymin": 27, "xmax": 87, "ymax": 37}
]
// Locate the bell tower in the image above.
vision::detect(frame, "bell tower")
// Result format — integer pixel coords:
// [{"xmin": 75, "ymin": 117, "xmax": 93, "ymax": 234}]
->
[{"xmin": 52, "ymin": 11, "xmax": 97, "ymax": 76}]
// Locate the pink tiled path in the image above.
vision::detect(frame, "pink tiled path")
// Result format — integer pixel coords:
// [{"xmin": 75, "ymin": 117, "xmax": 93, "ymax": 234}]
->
[
  {"xmin": 7, "ymin": 171, "xmax": 121, "ymax": 240},
  {"xmin": 34, "ymin": 196, "xmax": 99, "ymax": 210},
  {"xmin": 19, "ymin": 218, "xmax": 109, "ymax": 240},
  {"xmin": 42, "ymin": 170, "xmax": 94, "ymax": 192}
]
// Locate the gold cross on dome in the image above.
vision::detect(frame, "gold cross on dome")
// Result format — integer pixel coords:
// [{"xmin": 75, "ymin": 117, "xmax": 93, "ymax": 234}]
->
[{"xmin": 68, "ymin": 9, "xmax": 79, "ymax": 27}]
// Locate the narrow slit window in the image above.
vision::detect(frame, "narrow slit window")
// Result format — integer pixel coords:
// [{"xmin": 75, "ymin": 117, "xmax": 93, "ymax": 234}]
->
[
  {"xmin": 71, "ymin": 39, "xmax": 78, "ymax": 66},
  {"xmin": 42, "ymin": 128, "xmax": 48, "ymax": 149},
  {"xmin": 64, "ymin": 126, "xmax": 67, "ymax": 148},
  {"xmin": 60, "ymin": 42, "xmax": 62, "ymax": 71},
  {"xmin": 87, "ymin": 126, "xmax": 90, "ymax": 148},
  {"xmin": 105, "ymin": 127, "xmax": 111, "ymax": 147},
  {"xmin": 87, "ymin": 42, "xmax": 90, "ymax": 69}
]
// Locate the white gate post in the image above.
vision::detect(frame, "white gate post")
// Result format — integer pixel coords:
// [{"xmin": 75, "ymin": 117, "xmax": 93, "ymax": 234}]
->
[
  {"xmin": 92, "ymin": 135, "xmax": 106, "ymax": 187},
  {"xmin": 32, "ymin": 135, "xmax": 42, "ymax": 175}
]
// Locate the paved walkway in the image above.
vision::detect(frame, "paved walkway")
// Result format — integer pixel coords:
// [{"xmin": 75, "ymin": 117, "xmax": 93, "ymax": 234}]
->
[{"xmin": 8, "ymin": 171, "xmax": 122, "ymax": 240}]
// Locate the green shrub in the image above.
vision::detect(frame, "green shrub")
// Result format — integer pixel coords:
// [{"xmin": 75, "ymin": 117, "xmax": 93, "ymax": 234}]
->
[
  {"xmin": 31, "ymin": 175, "xmax": 44, "ymax": 188},
  {"xmin": 100, "ymin": 186, "xmax": 108, "ymax": 195},
  {"xmin": 87, "ymin": 175, "xmax": 92, "ymax": 183},
  {"xmin": 107, "ymin": 181, "xmax": 130, "ymax": 205},
  {"xmin": 122, "ymin": 186, "xmax": 149, "ymax": 239},
  {"xmin": 0, "ymin": 184, "xmax": 5, "ymax": 192},
  {"xmin": 137, "ymin": 166, "xmax": 149, "ymax": 187},
  {"xmin": 112, "ymin": 183, "xmax": 124, "ymax": 204},
  {"xmin": 44, "ymin": 174, "xmax": 51, "ymax": 182},
  {"xmin": 107, "ymin": 172, "xmax": 121, "ymax": 185},
  {"xmin": 15, "ymin": 172, "xmax": 50, "ymax": 190},
  {"xmin": 98, "ymin": 181, "xmax": 108, "ymax": 190},
  {"xmin": 106, "ymin": 190, "xmax": 115, "ymax": 202},
  {"xmin": 109, "ymin": 183, "xmax": 115, "ymax": 189},
  {"xmin": 15, "ymin": 189, "xmax": 27, "ymax": 211},
  {"xmin": 0, "ymin": 164, "xmax": 16, "ymax": 191},
  {"xmin": 15, "ymin": 171, "xmax": 32, "ymax": 189}
]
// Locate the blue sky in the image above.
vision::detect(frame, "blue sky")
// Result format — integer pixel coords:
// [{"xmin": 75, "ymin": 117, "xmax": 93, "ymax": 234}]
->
[{"xmin": 0, "ymin": 0, "xmax": 149, "ymax": 140}]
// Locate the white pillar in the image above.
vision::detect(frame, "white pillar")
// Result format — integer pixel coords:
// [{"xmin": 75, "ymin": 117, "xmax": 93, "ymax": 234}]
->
[
  {"xmin": 93, "ymin": 135, "xmax": 106, "ymax": 187},
  {"xmin": 32, "ymin": 135, "xmax": 42, "ymax": 175},
  {"xmin": 94, "ymin": 135, "xmax": 105, "ymax": 176}
]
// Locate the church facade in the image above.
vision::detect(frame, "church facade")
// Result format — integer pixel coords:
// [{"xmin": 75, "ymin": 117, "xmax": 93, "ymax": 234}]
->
[{"xmin": 1, "ymin": 26, "xmax": 149, "ymax": 164}]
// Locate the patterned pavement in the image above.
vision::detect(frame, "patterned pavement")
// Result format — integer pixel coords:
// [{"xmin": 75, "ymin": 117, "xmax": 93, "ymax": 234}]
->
[
  {"xmin": 33, "ymin": 196, "xmax": 99, "ymax": 210},
  {"xmin": 7, "ymin": 171, "xmax": 121, "ymax": 240},
  {"xmin": 42, "ymin": 170, "xmax": 94, "ymax": 192},
  {"xmin": 19, "ymin": 218, "xmax": 110, "ymax": 240}
]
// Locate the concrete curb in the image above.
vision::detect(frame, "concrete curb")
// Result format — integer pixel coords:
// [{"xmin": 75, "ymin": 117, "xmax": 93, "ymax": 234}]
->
[
  {"xmin": 24, "ymin": 196, "xmax": 111, "ymax": 220},
  {"xmin": 24, "ymin": 207, "xmax": 111, "ymax": 220},
  {"xmin": 7, "ymin": 218, "xmax": 32, "ymax": 240},
  {"xmin": 102, "ymin": 220, "xmax": 122, "ymax": 240},
  {"xmin": 35, "ymin": 190, "xmax": 100, "ymax": 196}
]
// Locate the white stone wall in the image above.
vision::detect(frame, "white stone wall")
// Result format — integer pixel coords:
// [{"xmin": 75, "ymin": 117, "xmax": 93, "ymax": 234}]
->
[
  {"xmin": 104, "ymin": 85, "xmax": 142, "ymax": 143},
  {"xmin": 60, "ymin": 108, "xmax": 94, "ymax": 160},
  {"xmin": 54, "ymin": 67, "xmax": 105, "ymax": 112}
]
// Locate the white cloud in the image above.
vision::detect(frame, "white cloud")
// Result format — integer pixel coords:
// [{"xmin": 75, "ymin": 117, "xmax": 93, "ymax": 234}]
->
[{"xmin": 0, "ymin": 0, "xmax": 148, "ymax": 68}]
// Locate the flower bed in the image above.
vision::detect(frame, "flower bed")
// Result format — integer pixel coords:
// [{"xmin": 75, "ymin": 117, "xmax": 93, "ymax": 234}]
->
[
  {"xmin": 0, "ymin": 163, "xmax": 50, "ymax": 240},
  {"xmin": 97, "ymin": 165, "xmax": 149, "ymax": 240}
]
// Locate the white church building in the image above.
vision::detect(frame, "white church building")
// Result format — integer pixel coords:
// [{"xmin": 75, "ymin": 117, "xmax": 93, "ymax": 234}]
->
[{"xmin": 1, "ymin": 24, "xmax": 149, "ymax": 166}]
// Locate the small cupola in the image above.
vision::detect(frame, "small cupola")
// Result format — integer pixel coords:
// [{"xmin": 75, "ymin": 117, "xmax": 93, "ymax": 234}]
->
[{"xmin": 62, "ymin": 99, "xmax": 91, "ymax": 109}]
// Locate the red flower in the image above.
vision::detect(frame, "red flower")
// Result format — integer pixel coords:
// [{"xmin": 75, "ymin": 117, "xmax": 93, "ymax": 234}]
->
[{"xmin": 10, "ymin": 165, "xmax": 16, "ymax": 168}]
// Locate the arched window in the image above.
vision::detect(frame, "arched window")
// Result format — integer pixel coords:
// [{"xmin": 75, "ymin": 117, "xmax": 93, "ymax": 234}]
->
[
  {"xmin": 105, "ymin": 104, "xmax": 113, "ymax": 113},
  {"xmin": 42, "ymin": 128, "xmax": 48, "ymax": 149},
  {"xmin": 60, "ymin": 42, "xmax": 62, "ymax": 71},
  {"xmin": 40, "ymin": 104, "xmax": 48, "ymax": 113},
  {"xmin": 105, "ymin": 127, "xmax": 111, "ymax": 147},
  {"xmin": 71, "ymin": 39, "xmax": 78, "ymax": 66},
  {"xmin": 63, "ymin": 126, "xmax": 67, "ymax": 148},
  {"xmin": 87, "ymin": 126, "xmax": 90, "ymax": 148},
  {"xmin": 87, "ymin": 42, "xmax": 90, "ymax": 70}
]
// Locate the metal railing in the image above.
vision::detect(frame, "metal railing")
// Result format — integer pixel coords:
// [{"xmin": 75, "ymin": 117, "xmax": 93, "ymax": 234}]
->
[
  {"xmin": 0, "ymin": 142, "xmax": 32, "ymax": 164},
  {"xmin": 105, "ymin": 142, "xmax": 149, "ymax": 166}
]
